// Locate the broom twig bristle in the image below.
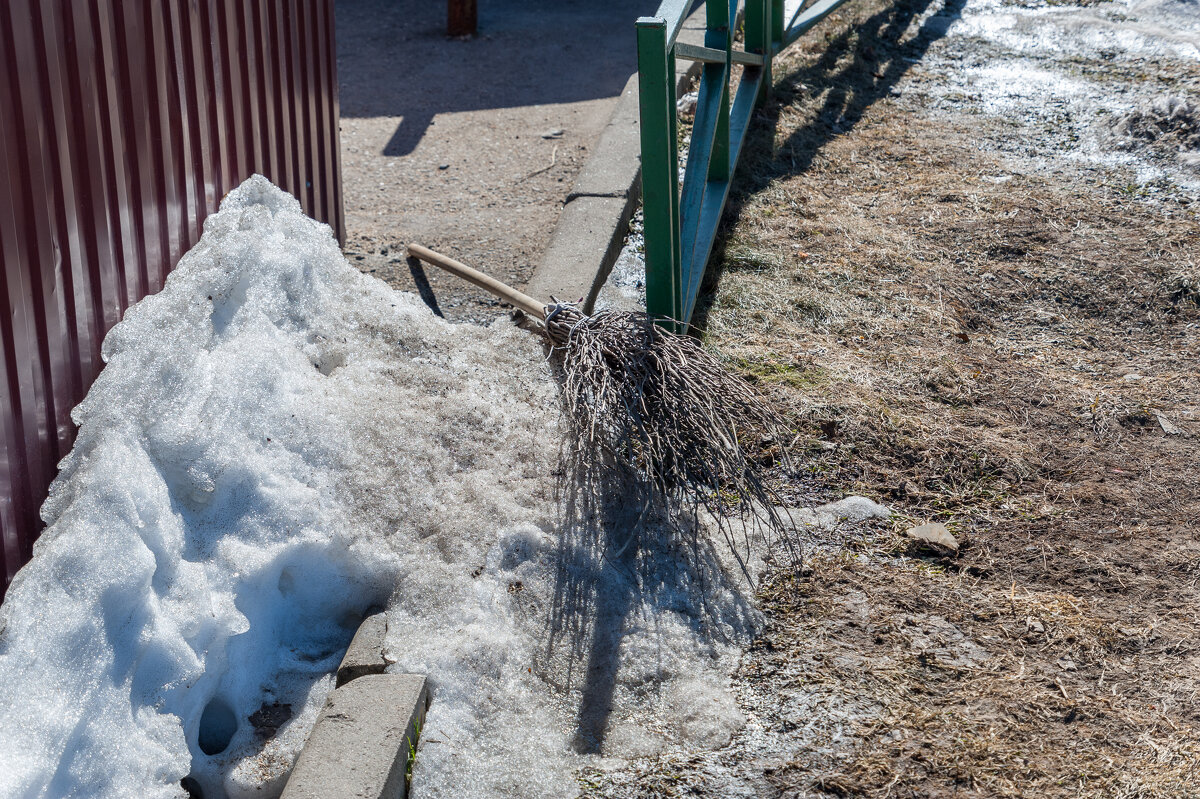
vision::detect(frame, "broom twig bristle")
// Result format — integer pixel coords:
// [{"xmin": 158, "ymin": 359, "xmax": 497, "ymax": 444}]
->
[
  {"xmin": 544, "ymin": 304, "xmax": 799, "ymax": 573},
  {"xmin": 402, "ymin": 245, "xmax": 797, "ymax": 575}
]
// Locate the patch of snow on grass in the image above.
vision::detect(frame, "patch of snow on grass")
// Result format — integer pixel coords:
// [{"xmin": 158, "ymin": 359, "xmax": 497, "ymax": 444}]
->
[
  {"xmin": 913, "ymin": 0, "xmax": 1200, "ymax": 196},
  {"xmin": 951, "ymin": 0, "xmax": 1200, "ymax": 62}
]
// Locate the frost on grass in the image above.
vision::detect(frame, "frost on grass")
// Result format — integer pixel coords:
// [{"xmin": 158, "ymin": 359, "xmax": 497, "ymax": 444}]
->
[{"xmin": 0, "ymin": 177, "xmax": 759, "ymax": 799}]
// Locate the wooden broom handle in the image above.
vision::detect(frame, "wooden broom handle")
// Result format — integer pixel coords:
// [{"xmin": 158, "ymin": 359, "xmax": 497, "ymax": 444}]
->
[{"xmin": 405, "ymin": 243, "xmax": 548, "ymax": 318}]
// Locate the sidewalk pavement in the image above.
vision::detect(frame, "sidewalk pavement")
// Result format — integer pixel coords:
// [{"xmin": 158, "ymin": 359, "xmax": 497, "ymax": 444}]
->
[{"xmin": 337, "ymin": 0, "xmax": 660, "ymax": 322}]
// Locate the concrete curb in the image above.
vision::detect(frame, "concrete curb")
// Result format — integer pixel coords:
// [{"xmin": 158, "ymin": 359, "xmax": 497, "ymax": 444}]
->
[
  {"xmin": 526, "ymin": 9, "xmax": 709, "ymax": 312},
  {"xmin": 281, "ymin": 613, "xmax": 429, "ymax": 799},
  {"xmin": 281, "ymin": 673, "xmax": 429, "ymax": 799},
  {"xmin": 336, "ymin": 610, "xmax": 389, "ymax": 687}
]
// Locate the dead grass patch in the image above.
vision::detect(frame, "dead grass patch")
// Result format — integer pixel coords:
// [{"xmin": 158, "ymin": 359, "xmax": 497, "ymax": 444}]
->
[
  {"xmin": 690, "ymin": 1, "xmax": 1200, "ymax": 795},
  {"xmin": 753, "ymin": 549, "xmax": 1200, "ymax": 797}
]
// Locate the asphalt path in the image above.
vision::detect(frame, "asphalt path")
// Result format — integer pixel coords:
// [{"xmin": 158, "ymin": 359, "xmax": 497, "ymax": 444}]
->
[{"xmin": 337, "ymin": 0, "xmax": 660, "ymax": 322}]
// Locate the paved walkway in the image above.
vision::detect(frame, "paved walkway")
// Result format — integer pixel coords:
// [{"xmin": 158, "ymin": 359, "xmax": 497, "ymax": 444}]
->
[{"xmin": 336, "ymin": 0, "xmax": 658, "ymax": 322}]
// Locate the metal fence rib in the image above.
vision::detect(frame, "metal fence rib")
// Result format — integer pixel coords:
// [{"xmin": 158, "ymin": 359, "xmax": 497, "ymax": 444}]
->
[{"xmin": 638, "ymin": 0, "xmax": 855, "ymax": 328}]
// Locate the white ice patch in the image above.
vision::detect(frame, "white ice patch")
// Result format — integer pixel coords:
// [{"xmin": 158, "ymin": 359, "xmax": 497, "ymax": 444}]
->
[
  {"xmin": 0, "ymin": 177, "xmax": 760, "ymax": 799},
  {"xmin": 951, "ymin": 0, "xmax": 1200, "ymax": 62},
  {"xmin": 963, "ymin": 62, "xmax": 1092, "ymax": 119},
  {"xmin": 898, "ymin": 0, "xmax": 1200, "ymax": 196},
  {"xmin": 597, "ymin": 208, "xmax": 647, "ymax": 312}
]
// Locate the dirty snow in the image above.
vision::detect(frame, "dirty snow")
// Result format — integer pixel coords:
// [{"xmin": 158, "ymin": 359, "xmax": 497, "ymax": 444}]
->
[
  {"xmin": 1113, "ymin": 95, "xmax": 1200, "ymax": 166},
  {"xmin": 905, "ymin": 0, "xmax": 1200, "ymax": 194},
  {"xmin": 0, "ymin": 177, "xmax": 775, "ymax": 799}
]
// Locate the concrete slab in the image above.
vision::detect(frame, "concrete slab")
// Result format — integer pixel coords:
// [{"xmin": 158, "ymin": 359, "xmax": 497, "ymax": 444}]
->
[
  {"xmin": 526, "ymin": 195, "xmax": 636, "ymax": 309},
  {"xmin": 281, "ymin": 674, "xmax": 429, "ymax": 799},
  {"xmin": 567, "ymin": 74, "xmax": 642, "ymax": 201},
  {"xmin": 336, "ymin": 611, "xmax": 389, "ymax": 687}
]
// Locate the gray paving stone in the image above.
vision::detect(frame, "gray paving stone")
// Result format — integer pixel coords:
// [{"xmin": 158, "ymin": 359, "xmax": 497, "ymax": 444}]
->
[
  {"xmin": 281, "ymin": 674, "xmax": 429, "ymax": 799},
  {"xmin": 337, "ymin": 611, "xmax": 389, "ymax": 687}
]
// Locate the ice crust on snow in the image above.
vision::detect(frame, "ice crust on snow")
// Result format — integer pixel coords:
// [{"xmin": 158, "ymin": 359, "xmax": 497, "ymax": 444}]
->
[{"xmin": 0, "ymin": 177, "xmax": 759, "ymax": 799}]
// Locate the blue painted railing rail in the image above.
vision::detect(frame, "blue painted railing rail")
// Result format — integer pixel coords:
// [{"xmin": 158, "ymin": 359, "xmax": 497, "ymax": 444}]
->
[{"xmin": 636, "ymin": 0, "xmax": 856, "ymax": 329}]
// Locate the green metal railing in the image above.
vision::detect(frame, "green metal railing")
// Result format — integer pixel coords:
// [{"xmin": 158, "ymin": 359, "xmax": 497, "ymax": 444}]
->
[{"xmin": 636, "ymin": 0, "xmax": 856, "ymax": 330}]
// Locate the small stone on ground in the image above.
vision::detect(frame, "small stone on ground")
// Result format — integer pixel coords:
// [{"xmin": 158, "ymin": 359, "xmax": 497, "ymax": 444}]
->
[{"xmin": 905, "ymin": 523, "xmax": 959, "ymax": 556}]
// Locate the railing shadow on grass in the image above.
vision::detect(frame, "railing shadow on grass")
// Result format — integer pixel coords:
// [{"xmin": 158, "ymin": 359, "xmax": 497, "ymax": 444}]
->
[{"xmin": 689, "ymin": 0, "xmax": 966, "ymax": 332}]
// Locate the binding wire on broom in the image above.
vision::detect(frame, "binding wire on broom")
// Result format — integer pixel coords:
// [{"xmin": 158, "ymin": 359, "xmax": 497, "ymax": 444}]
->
[{"xmin": 406, "ymin": 244, "xmax": 799, "ymax": 577}]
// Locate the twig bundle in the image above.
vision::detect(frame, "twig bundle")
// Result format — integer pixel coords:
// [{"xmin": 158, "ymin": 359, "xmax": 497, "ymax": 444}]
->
[
  {"xmin": 543, "ymin": 304, "xmax": 798, "ymax": 571},
  {"xmin": 405, "ymin": 244, "xmax": 797, "ymax": 572}
]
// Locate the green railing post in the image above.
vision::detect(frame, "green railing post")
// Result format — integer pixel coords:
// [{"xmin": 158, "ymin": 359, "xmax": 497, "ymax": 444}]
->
[
  {"xmin": 745, "ymin": 0, "xmax": 772, "ymax": 103},
  {"xmin": 705, "ymin": 0, "xmax": 732, "ymax": 184},
  {"xmin": 772, "ymin": 0, "xmax": 785, "ymax": 51},
  {"xmin": 635, "ymin": 0, "xmax": 861, "ymax": 328},
  {"xmin": 636, "ymin": 17, "xmax": 682, "ymax": 328},
  {"xmin": 771, "ymin": 0, "xmax": 784, "ymax": 104},
  {"xmin": 675, "ymin": 0, "xmax": 734, "ymax": 321},
  {"xmin": 668, "ymin": 38, "xmax": 682, "ymax": 331}
]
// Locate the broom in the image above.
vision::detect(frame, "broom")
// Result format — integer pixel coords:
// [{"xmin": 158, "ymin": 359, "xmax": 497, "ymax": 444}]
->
[{"xmin": 405, "ymin": 243, "xmax": 799, "ymax": 571}]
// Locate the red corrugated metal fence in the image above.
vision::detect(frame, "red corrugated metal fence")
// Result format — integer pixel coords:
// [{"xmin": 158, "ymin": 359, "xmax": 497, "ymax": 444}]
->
[{"xmin": 0, "ymin": 0, "xmax": 344, "ymax": 597}]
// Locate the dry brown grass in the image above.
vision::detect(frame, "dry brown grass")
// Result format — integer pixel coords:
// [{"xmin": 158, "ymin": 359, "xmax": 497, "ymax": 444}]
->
[
  {"xmin": 754, "ymin": 551, "xmax": 1200, "ymax": 798},
  {"xmin": 683, "ymin": 0, "xmax": 1200, "ymax": 795},
  {"xmin": 580, "ymin": 0, "xmax": 1199, "ymax": 793}
]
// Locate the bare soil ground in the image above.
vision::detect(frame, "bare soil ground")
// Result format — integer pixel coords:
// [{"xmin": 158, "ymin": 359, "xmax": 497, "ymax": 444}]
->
[{"xmin": 586, "ymin": 0, "xmax": 1200, "ymax": 795}]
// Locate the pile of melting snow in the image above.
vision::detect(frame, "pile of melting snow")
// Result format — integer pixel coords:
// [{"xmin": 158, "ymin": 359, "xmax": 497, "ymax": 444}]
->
[{"xmin": 0, "ymin": 177, "xmax": 761, "ymax": 799}]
